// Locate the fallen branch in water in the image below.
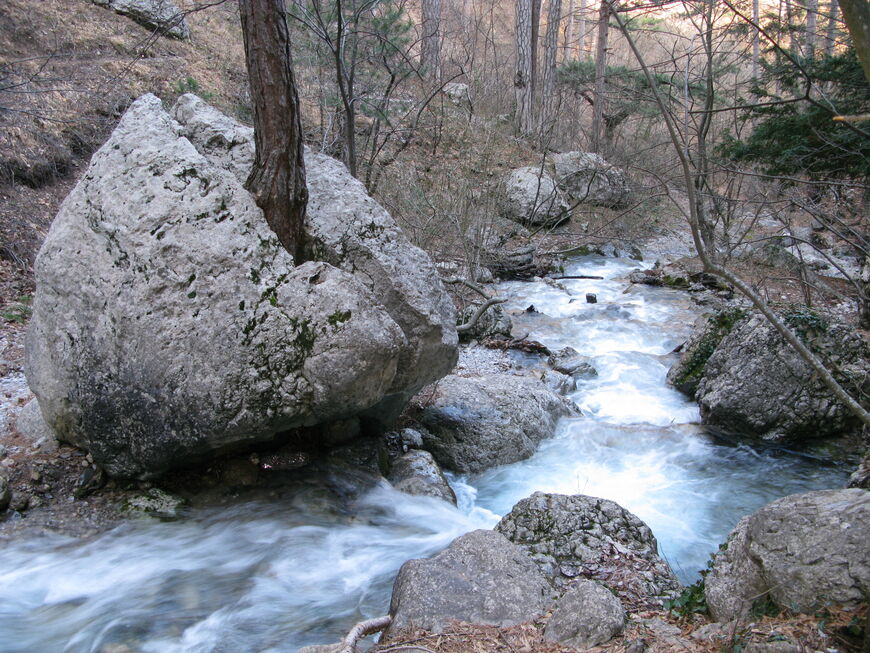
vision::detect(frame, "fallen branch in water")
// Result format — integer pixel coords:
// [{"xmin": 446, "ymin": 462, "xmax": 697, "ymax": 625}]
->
[
  {"xmin": 549, "ymin": 275, "xmax": 604, "ymax": 280},
  {"xmin": 340, "ymin": 615, "xmax": 392, "ymax": 653}
]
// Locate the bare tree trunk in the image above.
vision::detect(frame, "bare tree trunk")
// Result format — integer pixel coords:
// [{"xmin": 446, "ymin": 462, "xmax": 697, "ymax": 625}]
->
[
  {"xmin": 421, "ymin": 0, "xmax": 442, "ymax": 80},
  {"xmin": 591, "ymin": 0, "xmax": 610, "ymax": 153},
  {"xmin": 516, "ymin": 0, "xmax": 535, "ymax": 134},
  {"xmin": 578, "ymin": 0, "xmax": 587, "ymax": 56},
  {"xmin": 825, "ymin": 0, "xmax": 839, "ymax": 57},
  {"xmin": 541, "ymin": 0, "xmax": 562, "ymax": 134},
  {"xmin": 240, "ymin": 0, "xmax": 308, "ymax": 262},
  {"xmin": 839, "ymin": 0, "xmax": 870, "ymax": 81},
  {"xmin": 564, "ymin": 0, "xmax": 575, "ymax": 62},
  {"xmin": 807, "ymin": 0, "xmax": 818, "ymax": 57},
  {"xmin": 531, "ymin": 0, "xmax": 542, "ymax": 119},
  {"xmin": 752, "ymin": 0, "xmax": 760, "ymax": 79}
]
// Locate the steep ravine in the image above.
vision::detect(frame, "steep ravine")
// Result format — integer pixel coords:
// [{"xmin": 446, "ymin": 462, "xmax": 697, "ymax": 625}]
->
[{"xmin": 0, "ymin": 255, "xmax": 850, "ymax": 652}]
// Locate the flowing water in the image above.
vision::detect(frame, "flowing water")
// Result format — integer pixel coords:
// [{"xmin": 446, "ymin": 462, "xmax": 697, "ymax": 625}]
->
[{"xmin": 0, "ymin": 256, "xmax": 850, "ymax": 652}]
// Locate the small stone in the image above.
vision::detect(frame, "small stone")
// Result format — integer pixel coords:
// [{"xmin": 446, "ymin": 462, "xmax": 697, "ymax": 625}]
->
[
  {"xmin": 543, "ymin": 580, "xmax": 626, "ymax": 648},
  {"xmin": 124, "ymin": 488, "xmax": 187, "ymax": 520},
  {"xmin": 586, "ymin": 293, "xmax": 598, "ymax": 303},
  {"xmin": 10, "ymin": 493, "xmax": 31, "ymax": 512},
  {"xmin": 0, "ymin": 475, "xmax": 10, "ymax": 511}
]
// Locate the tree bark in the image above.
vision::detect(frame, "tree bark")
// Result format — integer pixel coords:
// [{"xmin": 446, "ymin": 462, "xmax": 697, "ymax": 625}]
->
[
  {"xmin": 541, "ymin": 0, "xmax": 562, "ymax": 134},
  {"xmin": 578, "ymin": 0, "xmax": 587, "ymax": 56},
  {"xmin": 421, "ymin": 0, "xmax": 442, "ymax": 80},
  {"xmin": 839, "ymin": 0, "xmax": 870, "ymax": 82},
  {"xmin": 806, "ymin": 0, "xmax": 819, "ymax": 57},
  {"xmin": 752, "ymin": 0, "xmax": 760, "ymax": 79},
  {"xmin": 240, "ymin": 0, "xmax": 308, "ymax": 262},
  {"xmin": 591, "ymin": 0, "xmax": 610, "ymax": 153},
  {"xmin": 564, "ymin": 0, "xmax": 575, "ymax": 62},
  {"xmin": 824, "ymin": 0, "xmax": 839, "ymax": 57},
  {"xmin": 515, "ymin": 0, "xmax": 535, "ymax": 134}
]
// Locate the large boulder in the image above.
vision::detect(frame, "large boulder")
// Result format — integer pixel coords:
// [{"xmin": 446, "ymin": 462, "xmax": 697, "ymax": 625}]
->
[
  {"xmin": 173, "ymin": 94, "xmax": 458, "ymax": 422},
  {"xmin": 496, "ymin": 492, "xmax": 681, "ymax": 605},
  {"xmin": 386, "ymin": 529, "xmax": 553, "ymax": 636},
  {"xmin": 91, "ymin": 0, "xmax": 190, "ymax": 39},
  {"xmin": 551, "ymin": 151, "xmax": 631, "ymax": 208},
  {"xmin": 683, "ymin": 310, "xmax": 870, "ymax": 442},
  {"xmin": 25, "ymin": 94, "xmax": 456, "ymax": 478},
  {"xmin": 418, "ymin": 374, "xmax": 578, "ymax": 473},
  {"xmin": 498, "ymin": 167, "xmax": 568, "ymax": 228},
  {"xmin": 705, "ymin": 489, "xmax": 870, "ymax": 621}
]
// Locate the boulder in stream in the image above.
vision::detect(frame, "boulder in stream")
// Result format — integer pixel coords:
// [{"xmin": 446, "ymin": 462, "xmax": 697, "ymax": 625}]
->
[
  {"xmin": 388, "ymin": 450, "xmax": 456, "ymax": 504},
  {"xmin": 543, "ymin": 579, "xmax": 626, "ymax": 648},
  {"xmin": 670, "ymin": 308, "xmax": 870, "ymax": 442},
  {"xmin": 705, "ymin": 488, "xmax": 870, "ymax": 621},
  {"xmin": 418, "ymin": 374, "xmax": 578, "ymax": 473},
  {"xmin": 496, "ymin": 492, "xmax": 681, "ymax": 605},
  {"xmin": 386, "ymin": 529, "xmax": 554, "ymax": 636},
  {"xmin": 25, "ymin": 94, "xmax": 457, "ymax": 478}
]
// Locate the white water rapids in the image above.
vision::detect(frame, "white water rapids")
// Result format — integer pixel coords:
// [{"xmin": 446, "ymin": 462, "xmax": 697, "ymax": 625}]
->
[{"xmin": 0, "ymin": 256, "xmax": 849, "ymax": 652}]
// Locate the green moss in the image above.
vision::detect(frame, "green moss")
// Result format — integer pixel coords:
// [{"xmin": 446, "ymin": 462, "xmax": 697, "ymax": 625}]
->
[
  {"xmin": 672, "ymin": 308, "xmax": 748, "ymax": 388},
  {"xmin": 187, "ymin": 291, "xmax": 197, "ymax": 299},
  {"xmin": 328, "ymin": 309, "xmax": 352, "ymax": 326},
  {"xmin": 662, "ymin": 274, "xmax": 689, "ymax": 289},
  {"xmin": 783, "ymin": 307, "xmax": 829, "ymax": 339}
]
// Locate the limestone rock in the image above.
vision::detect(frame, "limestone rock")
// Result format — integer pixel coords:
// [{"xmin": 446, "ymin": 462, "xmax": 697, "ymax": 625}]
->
[
  {"xmin": 388, "ymin": 450, "xmax": 456, "ymax": 504},
  {"xmin": 419, "ymin": 374, "xmax": 578, "ymax": 473},
  {"xmin": 848, "ymin": 450, "xmax": 870, "ymax": 489},
  {"xmin": 25, "ymin": 94, "xmax": 435, "ymax": 477},
  {"xmin": 705, "ymin": 488, "xmax": 870, "ymax": 621},
  {"xmin": 547, "ymin": 347, "xmax": 597, "ymax": 378},
  {"xmin": 496, "ymin": 492, "xmax": 681, "ymax": 605},
  {"xmin": 499, "ymin": 167, "xmax": 568, "ymax": 228},
  {"xmin": 551, "ymin": 151, "xmax": 631, "ymax": 208},
  {"xmin": 173, "ymin": 94, "xmax": 458, "ymax": 423},
  {"xmin": 91, "ymin": 0, "xmax": 189, "ymax": 39},
  {"xmin": 15, "ymin": 399, "xmax": 59, "ymax": 453},
  {"xmin": 458, "ymin": 302, "xmax": 512, "ymax": 340},
  {"xmin": 387, "ymin": 529, "xmax": 553, "ymax": 636},
  {"xmin": 543, "ymin": 580, "xmax": 626, "ymax": 648},
  {"xmin": 694, "ymin": 311, "xmax": 870, "ymax": 442}
]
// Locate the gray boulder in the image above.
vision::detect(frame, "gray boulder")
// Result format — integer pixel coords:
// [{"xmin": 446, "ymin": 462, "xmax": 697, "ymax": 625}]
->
[
  {"xmin": 551, "ymin": 151, "xmax": 631, "ymax": 208},
  {"xmin": 548, "ymin": 346, "xmax": 597, "ymax": 378},
  {"xmin": 849, "ymin": 450, "xmax": 870, "ymax": 489},
  {"xmin": 499, "ymin": 167, "xmax": 568, "ymax": 228},
  {"xmin": 458, "ymin": 302, "xmax": 512, "ymax": 340},
  {"xmin": 543, "ymin": 580, "xmax": 626, "ymax": 648},
  {"xmin": 173, "ymin": 94, "xmax": 458, "ymax": 422},
  {"xmin": 91, "ymin": 0, "xmax": 190, "ymax": 39},
  {"xmin": 693, "ymin": 311, "xmax": 870, "ymax": 442},
  {"xmin": 15, "ymin": 399, "xmax": 59, "ymax": 453},
  {"xmin": 419, "ymin": 374, "xmax": 578, "ymax": 473},
  {"xmin": 25, "ymin": 94, "xmax": 454, "ymax": 478},
  {"xmin": 496, "ymin": 492, "xmax": 681, "ymax": 605},
  {"xmin": 705, "ymin": 489, "xmax": 870, "ymax": 621},
  {"xmin": 387, "ymin": 529, "xmax": 553, "ymax": 636},
  {"xmin": 388, "ymin": 450, "xmax": 456, "ymax": 504}
]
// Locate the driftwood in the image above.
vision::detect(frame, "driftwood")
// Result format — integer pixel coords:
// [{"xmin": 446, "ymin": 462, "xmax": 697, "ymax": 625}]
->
[
  {"xmin": 549, "ymin": 274, "xmax": 604, "ymax": 280},
  {"xmin": 340, "ymin": 615, "xmax": 392, "ymax": 653}
]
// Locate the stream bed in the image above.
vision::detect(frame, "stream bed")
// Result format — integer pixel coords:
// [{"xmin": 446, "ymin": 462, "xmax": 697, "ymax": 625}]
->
[{"xmin": 0, "ymin": 256, "xmax": 850, "ymax": 652}]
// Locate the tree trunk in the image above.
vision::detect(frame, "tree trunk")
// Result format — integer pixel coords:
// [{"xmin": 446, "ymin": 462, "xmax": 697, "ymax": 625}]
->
[
  {"xmin": 839, "ymin": 0, "xmax": 870, "ymax": 82},
  {"xmin": 515, "ymin": 0, "xmax": 535, "ymax": 134},
  {"xmin": 541, "ymin": 0, "xmax": 562, "ymax": 135},
  {"xmin": 563, "ymin": 0, "xmax": 574, "ymax": 62},
  {"xmin": 239, "ymin": 0, "xmax": 308, "ymax": 262},
  {"xmin": 752, "ymin": 0, "xmax": 760, "ymax": 79},
  {"xmin": 825, "ymin": 0, "xmax": 839, "ymax": 57},
  {"xmin": 806, "ymin": 0, "xmax": 818, "ymax": 57},
  {"xmin": 578, "ymin": 0, "xmax": 587, "ymax": 56},
  {"xmin": 531, "ymin": 0, "xmax": 542, "ymax": 120},
  {"xmin": 421, "ymin": 0, "xmax": 442, "ymax": 80},
  {"xmin": 591, "ymin": 0, "xmax": 610, "ymax": 153}
]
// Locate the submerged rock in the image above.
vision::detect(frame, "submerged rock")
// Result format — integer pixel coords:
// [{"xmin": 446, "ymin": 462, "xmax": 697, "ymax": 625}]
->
[
  {"xmin": 551, "ymin": 151, "xmax": 631, "ymax": 208},
  {"xmin": 91, "ymin": 0, "xmax": 190, "ymax": 39},
  {"xmin": 418, "ymin": 374, "xmax": 578, "ymax": 473},
  {"xmin": 705, "ymin": 488, "xmax": 870, "ymax": 621},
  {"xmin": 498, "ymin": 167, "xmax": 568, "ymax": 228},
  {"xmin": 547, "ymin": 346, "xmax": 597, "ymax": 378},
  {"xmin": 496, "ymin": 492, "xmax": 681, "ymax": 605},
  {"xmin": 25, "ymin": 94, "xmax": 456, "ymax": 478},
  {"xmin": 387, "ymin": 529, "xmax": 553, "ymax": 636}
]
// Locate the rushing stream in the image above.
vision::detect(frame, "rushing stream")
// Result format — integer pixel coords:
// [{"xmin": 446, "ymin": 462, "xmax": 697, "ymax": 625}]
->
[{"xmin": 0, "ymin": 256, "xmax": 850, "ymax": 652}]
